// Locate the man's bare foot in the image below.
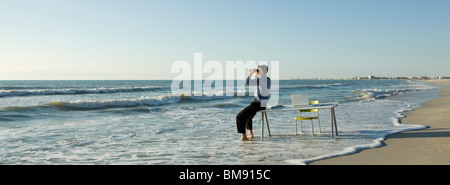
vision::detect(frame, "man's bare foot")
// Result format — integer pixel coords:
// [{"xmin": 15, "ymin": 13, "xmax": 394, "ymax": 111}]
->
[
  {"xmin": 248, "ymin": 130, "xmax": 254, "ymax": 139},
  {"xmin": 241, "ymin": 134, "xmax": 249, "ymax": 141}
]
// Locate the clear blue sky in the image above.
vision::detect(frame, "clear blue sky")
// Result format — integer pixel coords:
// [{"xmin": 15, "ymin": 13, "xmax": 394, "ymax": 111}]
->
[{"xmin": 1, "ymin": 0, "xmax": 449, "ymax": 80}]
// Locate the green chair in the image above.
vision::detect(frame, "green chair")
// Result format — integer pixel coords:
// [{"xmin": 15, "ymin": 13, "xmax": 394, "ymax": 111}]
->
[{"xmin": 294, "ymin": 100, "xmax": 321, "ymax": 135}]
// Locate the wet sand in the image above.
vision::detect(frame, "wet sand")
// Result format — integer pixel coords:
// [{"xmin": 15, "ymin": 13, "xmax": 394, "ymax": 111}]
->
[{"xmin": 311, "ymin": 79, "xmax": 450, "ymax": 165}]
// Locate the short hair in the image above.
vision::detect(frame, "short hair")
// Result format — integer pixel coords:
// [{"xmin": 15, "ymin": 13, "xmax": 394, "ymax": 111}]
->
[{"xmin": 258, "ymin": 65, "xmax": 268, "ymax": 74}]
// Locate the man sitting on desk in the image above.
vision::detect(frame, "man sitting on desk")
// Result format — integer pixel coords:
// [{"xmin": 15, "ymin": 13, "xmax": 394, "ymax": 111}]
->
[{"xmin": 236, "ymin": 65, "xmax": 271, "ymax": 141}]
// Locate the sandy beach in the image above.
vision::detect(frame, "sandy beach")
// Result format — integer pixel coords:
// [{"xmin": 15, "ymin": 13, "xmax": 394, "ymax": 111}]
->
[{"xmin": 311, "ymin": 79, "xmax": 450, "ymax": 165}]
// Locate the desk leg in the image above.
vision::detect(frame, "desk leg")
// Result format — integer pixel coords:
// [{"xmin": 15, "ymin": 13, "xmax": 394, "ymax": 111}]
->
[
  {"xmin": 264, "ymin": 112, "xmax": 271, "ymax": 136},
  {"xmin": 261, "ymin": 112, "xmax": 264, "ymax": 139},
  {"xmin": 332, "ymin": 107, "xmax": 338, "ymax": 136},
  {"xmin": 330, "ymin": 109, "xmax": 334, "ymax": 138}
]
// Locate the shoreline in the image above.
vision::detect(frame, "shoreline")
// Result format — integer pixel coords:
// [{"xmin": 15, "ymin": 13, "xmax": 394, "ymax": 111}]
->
[{"xmin": 311, "ymin": 79, "xmax": 450, "ymax": 165}]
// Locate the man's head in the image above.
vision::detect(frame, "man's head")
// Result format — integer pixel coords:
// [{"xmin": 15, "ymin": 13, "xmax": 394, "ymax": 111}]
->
[{"xmin": 258, "ymin": 65, "xmax": 269, "ymax": 75}]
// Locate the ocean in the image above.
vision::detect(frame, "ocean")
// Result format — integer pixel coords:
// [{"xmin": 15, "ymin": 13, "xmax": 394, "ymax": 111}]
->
[{"xmin": 0, "ymin": 80, "xmax": 439, "ymax": 164}]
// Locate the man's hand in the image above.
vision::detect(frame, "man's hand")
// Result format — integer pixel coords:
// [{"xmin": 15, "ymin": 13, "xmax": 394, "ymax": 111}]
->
[{"xmin": 248, "ymin": 68, "xmax": 257, "ymax": 78}]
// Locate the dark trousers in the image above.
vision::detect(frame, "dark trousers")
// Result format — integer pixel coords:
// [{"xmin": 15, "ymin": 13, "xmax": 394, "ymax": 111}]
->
[{"xmin": 236, "ymin": 99, "xmax": 266, "ymax": 133}]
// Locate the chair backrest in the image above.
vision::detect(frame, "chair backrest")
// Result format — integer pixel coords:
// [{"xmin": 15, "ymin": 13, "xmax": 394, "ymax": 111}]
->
[
  {"xmin": 300, "ymin": 100, "xmax": 320, "ymax": 112},
  {"xmin": 309, "ymin": 100, "xmax": 319, "ymax": 105},
  {"xmin": 291, "ymin": 94, "xmax": 309, "ymax": 107}
]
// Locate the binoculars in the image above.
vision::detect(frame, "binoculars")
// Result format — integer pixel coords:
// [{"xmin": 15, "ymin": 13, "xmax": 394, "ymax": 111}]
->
[{"xmin": 249, "ymin": 68, "xmax": 259, "ymax": 73}]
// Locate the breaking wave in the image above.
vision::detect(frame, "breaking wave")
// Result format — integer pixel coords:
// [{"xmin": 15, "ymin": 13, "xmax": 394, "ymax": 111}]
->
[
  {"xmin": 47, "ymin": 93, "xmax": 235, "ymax": 109},
  {"xmin": 278, "ymin": 83, "xmax": 343, "ymax": 89},
  {"xmin": 350, "ymin": 80, "xmax": 436, "ymax": 101},
  {"xmin": 46, "ymin": 95, "xmax": 181, "ymax": 110},
  {"xmin": 351, "ymin": 88, "xmax": 414, "ymax": 101},
  {"xmin": 0, "ymin": 86, "xmax": 162, "ymax": 98},
  {"xmin": 2, "ymin": 92, "xmax": 237, "ymax": 111}
]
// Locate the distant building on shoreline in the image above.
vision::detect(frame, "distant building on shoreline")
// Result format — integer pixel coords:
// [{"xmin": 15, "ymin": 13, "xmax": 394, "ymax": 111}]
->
[
  {"xmin": 436, "ymin": 76, "xmax": 450, "ymax": 79},
  {"xmin": 351, "ymin": 75, "xmax": 408, "ymax": 80},
  {"xmin": 351, "ymin": 75, "xmax": 450, "ymax": 80},
  {"xmin": 288, "ymin": 75, "xmax": 450, "ymax": 80}
]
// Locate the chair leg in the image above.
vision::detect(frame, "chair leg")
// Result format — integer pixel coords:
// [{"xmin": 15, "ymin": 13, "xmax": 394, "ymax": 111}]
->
[
  {"xmin": 311, "ymin": 120, "xmax": 314, "ymax": 136},
  {"xmin": 317, "ymin": 118, "xmax": 322, "ymax": 133},
  {"xmin": 300, "ymin": 120, "xmax": 303, "ymax": 133},
  {"xmin": 295, "ymin": 119, "xmax": 297, "ymax": 135}
]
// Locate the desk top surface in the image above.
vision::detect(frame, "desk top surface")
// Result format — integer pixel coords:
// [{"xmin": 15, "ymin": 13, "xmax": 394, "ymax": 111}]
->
[{"xmin": 260, "ymin": 102, "xmax": 338, "ymax": 112}]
